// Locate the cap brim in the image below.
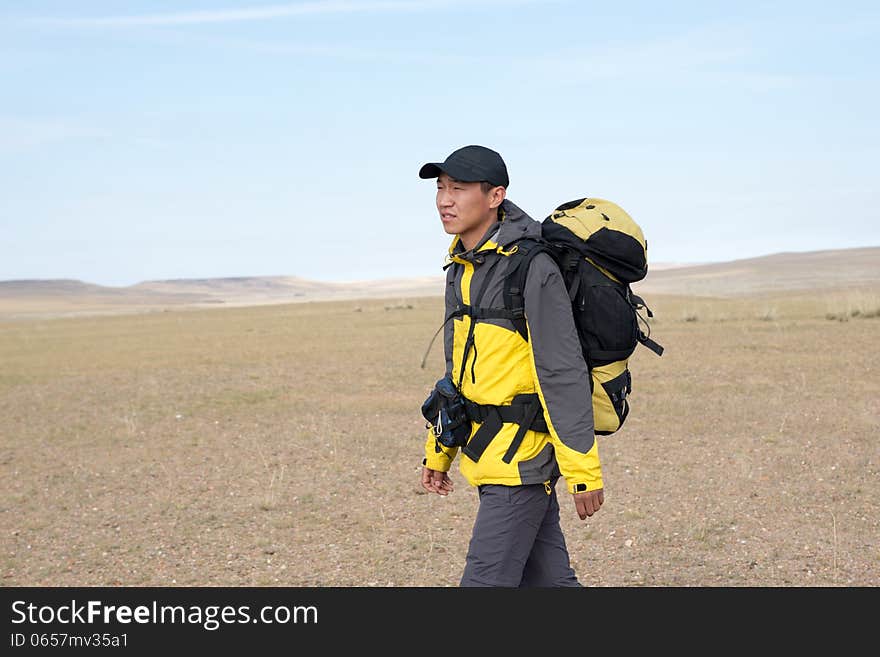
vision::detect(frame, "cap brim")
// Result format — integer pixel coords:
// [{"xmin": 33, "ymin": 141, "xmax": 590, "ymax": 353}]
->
[
  {"xmin": 418, "ymin": 163, "xmax": 444, "ymax": 179},
  {"xmin": 419, "ymin": 161, "xmax": 486, "ymax": 182}
]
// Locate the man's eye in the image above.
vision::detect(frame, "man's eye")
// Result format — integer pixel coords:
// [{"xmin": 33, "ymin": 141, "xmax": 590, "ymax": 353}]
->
[{"xmin": 453, "ymin": 186, "xmax": 464, "ymax": 190}]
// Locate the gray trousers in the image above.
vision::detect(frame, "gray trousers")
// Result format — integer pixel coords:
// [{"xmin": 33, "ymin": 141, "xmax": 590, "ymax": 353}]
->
[{"xmin": 459, "ymin": 480, "xmax": 582, "ymax": 587}]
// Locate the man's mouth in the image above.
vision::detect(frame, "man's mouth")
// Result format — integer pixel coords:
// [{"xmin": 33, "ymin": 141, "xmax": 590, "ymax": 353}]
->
[{"xmin": 440, "ymin": 212, "xmax": 456, "ymax": 221}]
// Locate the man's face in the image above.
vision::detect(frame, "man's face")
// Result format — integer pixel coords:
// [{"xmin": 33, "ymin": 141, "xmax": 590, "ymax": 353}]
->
[{"xmin": 435, "ymin": 173, "xmax": 501, "ymax": 243}]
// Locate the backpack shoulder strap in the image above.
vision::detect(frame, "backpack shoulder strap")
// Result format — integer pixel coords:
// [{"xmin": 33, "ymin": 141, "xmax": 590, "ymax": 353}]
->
[{"xmin": 502, "ymin": 238, "xmax": 553, "ymax": 341}]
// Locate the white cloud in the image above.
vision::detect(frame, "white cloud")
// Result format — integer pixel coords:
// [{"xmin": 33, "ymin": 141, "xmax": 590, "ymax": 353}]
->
[{"xmin": 27, "ymin": 0, "xmax": 555, "ymax": 28}]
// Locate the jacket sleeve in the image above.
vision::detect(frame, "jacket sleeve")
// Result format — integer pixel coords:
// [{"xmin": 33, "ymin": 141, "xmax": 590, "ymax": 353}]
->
[
  {"xmin": 423, "ymin": 430, "xmax": 458, "ymax": 472},
  {"xmin": 523, "ymin": 252, "xmax": 603, "ymax": 493}
]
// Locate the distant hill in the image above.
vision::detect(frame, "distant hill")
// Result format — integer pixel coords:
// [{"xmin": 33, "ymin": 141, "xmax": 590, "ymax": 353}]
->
[
  {"xmin": 0, "ymin": 274, "xmax": 446, "ymax": 319},
  {"xmin": 2, "ymin": 246, "xmax": 878, "ymax": 319},
  {"xmin": 130, "ymin": 275, "xmax": 444, "ymax": 301},
  {"xmin": 634, "ymin": 246, "xmax": 880, "ymax": 297},
  {"xmin": 0, "ymin": 279, "xmax": 146, "ymax": 297}
]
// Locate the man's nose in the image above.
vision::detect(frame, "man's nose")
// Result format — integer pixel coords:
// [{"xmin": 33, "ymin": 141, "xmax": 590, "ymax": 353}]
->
[{"xmin": 437, "ymin": 189, "xmax": 453, "ymax": 206}]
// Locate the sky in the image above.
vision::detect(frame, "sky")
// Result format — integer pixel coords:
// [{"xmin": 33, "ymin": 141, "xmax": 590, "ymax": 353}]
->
[{"xmin": 1, "ymin": 0, "xmax": 878, "ymax": 287}]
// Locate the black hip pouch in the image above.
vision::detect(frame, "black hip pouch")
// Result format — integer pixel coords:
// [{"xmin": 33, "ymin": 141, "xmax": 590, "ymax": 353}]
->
[{"xmin": 421, "ymin": 375, "xmax": 471, "ymax": 449}]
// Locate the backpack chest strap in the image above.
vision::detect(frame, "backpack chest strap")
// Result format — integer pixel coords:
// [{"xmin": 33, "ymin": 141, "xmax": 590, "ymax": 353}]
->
[{"xmin": 450, "ymin": 304, "xmax": 524, "ymax": 321}]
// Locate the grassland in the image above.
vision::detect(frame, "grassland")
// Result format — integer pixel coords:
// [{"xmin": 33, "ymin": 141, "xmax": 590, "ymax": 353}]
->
[{"xmin": 1, "ymin": 288, "xmax": 878, "ymax": 586}]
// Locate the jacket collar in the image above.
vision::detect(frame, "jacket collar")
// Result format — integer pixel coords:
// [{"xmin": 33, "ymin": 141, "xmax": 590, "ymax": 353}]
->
[{"xmin": 446, "ymin": 199, "xmax": 540, "ymax": 264}]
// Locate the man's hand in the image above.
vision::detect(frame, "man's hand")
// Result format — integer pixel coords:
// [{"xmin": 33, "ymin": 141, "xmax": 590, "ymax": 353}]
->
[
  {"xmin": 573, "ymin": 488, "xmax": 604, "ymax": 519},
  {"xmin": 421, "ymin": 466, "xmax": 454, "ymax": 496}
]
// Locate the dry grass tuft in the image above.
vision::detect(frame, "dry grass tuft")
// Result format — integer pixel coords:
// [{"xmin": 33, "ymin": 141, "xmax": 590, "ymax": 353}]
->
[{"xmin": 824, "ymin": 291, "xmax": 880, "ymax": 321}]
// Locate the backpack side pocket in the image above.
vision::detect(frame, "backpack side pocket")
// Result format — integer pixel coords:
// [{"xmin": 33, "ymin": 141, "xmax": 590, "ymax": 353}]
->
[
  {"xmin": 573, "ymin": 262, "xmax": 639, "ymax": 367},
  {"xmin": 590, "ymin": 361, "xmax": 631, "ymax": 435}
]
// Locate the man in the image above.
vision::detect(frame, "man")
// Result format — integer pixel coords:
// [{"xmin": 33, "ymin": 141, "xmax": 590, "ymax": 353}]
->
[{"xmin": 418, "ymin": 144, "xmax": 604, "ymax": 587}]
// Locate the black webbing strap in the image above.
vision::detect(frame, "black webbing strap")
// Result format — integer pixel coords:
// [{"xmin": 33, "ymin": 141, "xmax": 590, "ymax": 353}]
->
[
  {"xmin": 457, "ymin": 304, "xmax": 520, "ymax": 321},
  {"xmin": 502, "ymin": 396, "xmax": 543, "ymax": 464},
  {"xmin": 630, "ymin": 292, "xmax": 652, "ymax": 316},
  {"xmin": 504, "ymin": 239, "xmax": 577, "ymax": 342},
  {"xmin": 463, "ymin": 395, "xmax": 548, "ymax": 431},
  {"xmin": 639, "ymin": 333, "xmax": 664, "ymax": 356},
  {"xmin": 460, "ymin": 394, "xmax": 547, "ymax": 463},
  {"xmin": 502, "ymin": 239, "xmax": 548, "ymax": 342},
  {"xmin": 631, "ymin": 293, "xmax": 664, "ymax": 356},
  {"xmin": 462, "ymin": 407, "xmax": 502, "ymax": 463}
]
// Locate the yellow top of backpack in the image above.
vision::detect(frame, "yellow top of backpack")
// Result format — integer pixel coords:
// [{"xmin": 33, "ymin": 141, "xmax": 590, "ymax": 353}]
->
[
  {"xmin": 543, "ymin": 197, "xmax": 649, "ymax": 283},
  {"xmin": 548, "ymin": 198, "xmax": 646, "ymax": 252}
]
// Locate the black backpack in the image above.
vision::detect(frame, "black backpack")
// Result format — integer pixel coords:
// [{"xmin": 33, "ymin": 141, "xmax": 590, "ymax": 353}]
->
[{"xmin": 502, "ymin": 197, "xmax": 663, "ymax": 435}]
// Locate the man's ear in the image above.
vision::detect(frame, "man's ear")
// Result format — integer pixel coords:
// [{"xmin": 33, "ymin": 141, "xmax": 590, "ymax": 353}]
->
[{"xmin": 489, "ymin": 186, "xmax": 506, "ymax": 209}]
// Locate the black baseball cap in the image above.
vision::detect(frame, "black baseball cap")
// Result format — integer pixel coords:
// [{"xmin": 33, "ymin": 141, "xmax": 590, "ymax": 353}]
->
[{"xmin": 419, "ymin": 145, "xmax": 509, "ymax": 188}]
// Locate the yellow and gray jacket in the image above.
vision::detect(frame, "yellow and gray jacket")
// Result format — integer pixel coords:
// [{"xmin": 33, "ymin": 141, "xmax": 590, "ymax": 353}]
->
[{"xmin": 423, "ymin": 199, "xmax": 603, "ymax": 494}]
